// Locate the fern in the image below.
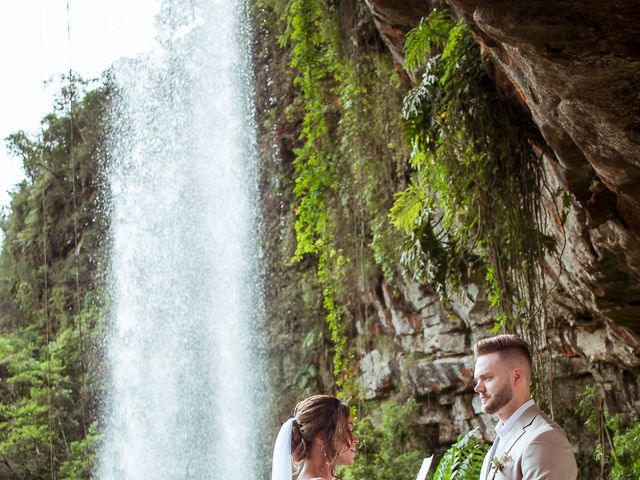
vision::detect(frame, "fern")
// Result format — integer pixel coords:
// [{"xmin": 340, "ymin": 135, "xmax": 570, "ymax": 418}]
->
[
  {"xmin": 433, "ymin": 427, "xmax": 489, "ymax": 480},
  {"xmin": 404, "ymin": 11, "xmax": 454, "ymax": 73},
  {"xmin": 393, "ymin": 9, "xmax": 550, "ymax": 338},
  {"xmin": 576, "ymin": 386, "xmax": 640, "ymax": 478}
]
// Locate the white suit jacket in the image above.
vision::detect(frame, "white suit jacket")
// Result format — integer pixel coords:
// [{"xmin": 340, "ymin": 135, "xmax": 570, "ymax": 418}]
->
[{"xmin": 479, "ymin": 405, "xmax": 577, "ymax": 480}]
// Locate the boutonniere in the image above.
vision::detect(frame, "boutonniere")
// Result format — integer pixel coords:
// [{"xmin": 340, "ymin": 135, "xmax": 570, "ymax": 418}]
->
[{"xmin": 491, "ymin": 453, "xmax": 512, "ymax": 471}]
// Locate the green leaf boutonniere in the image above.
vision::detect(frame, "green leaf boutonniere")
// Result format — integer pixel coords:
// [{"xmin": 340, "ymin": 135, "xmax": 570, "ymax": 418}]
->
[{"xmin": 491, "ymin": 453, "xmax": 512, "ymax": 471}]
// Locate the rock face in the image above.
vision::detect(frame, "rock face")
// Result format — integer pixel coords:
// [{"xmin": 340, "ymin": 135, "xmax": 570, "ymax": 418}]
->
[
  {"xmin": 361, "ymin": 0, "xmax": 640, "ymax": 352},
  {"xmin": 447, "ymin": 0, "xmax": 640, "ymax": 333},
  {"xmin": 356, "ymin": 0, "xmax": 640, "ymax": 458},
  {"xmin": 360, "ymin": 274, "xmax": 640, "ymax": 437},
  {"xmin": 366, "ymin": 0, "xmax": 640, "ymax": 335},
  {"xmin": 253, "ymin": 0, "xmax": 640, "ymax": 472},
  {"xmin": 358, "ymin": 278, "xmax": 500, "ymax": 444}
]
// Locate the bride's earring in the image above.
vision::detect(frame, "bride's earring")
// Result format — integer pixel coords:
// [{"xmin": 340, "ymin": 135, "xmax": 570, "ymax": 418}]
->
[{"xmin": 323, "ymin": 444, "xmax": 329, "ymax": 465}]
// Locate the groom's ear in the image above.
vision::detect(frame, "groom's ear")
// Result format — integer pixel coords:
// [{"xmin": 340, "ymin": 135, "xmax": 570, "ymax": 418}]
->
[{"xmin": 512, "ymin": 366, "xmax": 526, "ymax": 386}]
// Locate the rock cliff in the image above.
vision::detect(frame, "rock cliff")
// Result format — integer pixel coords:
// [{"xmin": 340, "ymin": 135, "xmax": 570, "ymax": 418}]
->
[
  {"xmin": 362, "ymin": 0, "xmax": 640, "ymax": 411},
  {"xmin": 253, "ymin": 0, "xmax": 640, "ymax": 474}
]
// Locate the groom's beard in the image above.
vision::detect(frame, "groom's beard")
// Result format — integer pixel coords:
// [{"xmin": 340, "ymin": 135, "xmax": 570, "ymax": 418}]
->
[{"xmin": 483, "ymin": 382, "xmax": 513, "ymax": 414}]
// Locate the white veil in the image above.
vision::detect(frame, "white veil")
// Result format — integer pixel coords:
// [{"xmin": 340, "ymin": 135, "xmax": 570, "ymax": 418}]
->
[{"xmin": 271, "ymin": 418, "xmax": 295, "ymax": 480}]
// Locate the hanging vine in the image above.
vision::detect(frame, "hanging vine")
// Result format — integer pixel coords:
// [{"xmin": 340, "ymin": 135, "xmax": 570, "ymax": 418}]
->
[
  {"xmin": 280, "ymin": 0, "xmax": 408, "ymax": 393},
  {"xmin": 279, "ymin": 0, "xmax": 350, "ymax": 388},
  {"xmin": 391, "ymin": 11, "xmax": 551, "ymax": 350}
]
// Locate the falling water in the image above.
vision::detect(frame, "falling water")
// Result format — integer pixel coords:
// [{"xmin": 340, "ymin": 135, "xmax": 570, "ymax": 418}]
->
[{"xmin": 98, "ymin": 1, "xmax": 264, "ymax": 478}]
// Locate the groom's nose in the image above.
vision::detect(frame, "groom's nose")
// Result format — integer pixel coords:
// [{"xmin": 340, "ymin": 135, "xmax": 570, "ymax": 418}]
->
[{"xmin": 474, "ymin": 380, "xmax": 484, "ymax": 393}]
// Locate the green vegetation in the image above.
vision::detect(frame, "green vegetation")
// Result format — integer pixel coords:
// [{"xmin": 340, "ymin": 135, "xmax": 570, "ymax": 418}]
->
[
  {"xmin": 280, "ymin": 0, "xmax": 349, "ymax": 389},
  {"xmin": 278, "ymin": 0, "xmax": 407, "ymax": 392},
  {"xmin": 279, "ymin": 4, "xmax": 553, "ymax": 399},
  {"xmin": 432, "ymin": 428, "xmax": 488, "ymax": 480},
  {"xmin": 341, "ymin": 399, "xmax": 425, "ymax": 480},
  {"xmin": 391, "ymin": 11, "xmax": 549, "ymax": 333},
  {"xmin": 577, "ymin": 385, "xmax": 640, "ymax": 479},
  {"xmin": 340, "ymin": 399, "xmax": 487, "ymax": 480},
  {"xmin": 0, "ymin": 75, "xmax": 110, "ymax": 478}
]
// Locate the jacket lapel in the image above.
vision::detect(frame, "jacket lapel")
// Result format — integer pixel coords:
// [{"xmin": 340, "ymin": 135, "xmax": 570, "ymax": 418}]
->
[
  {"xmin": 480, "ymin": 448, "xmax": 492, "ymax": 480},
  {"xmin": 501, "ymin": 405, "xmax": 539, "ymax": 456},
  {"xmin": 487, "ymin": 405, "xmax": 540, "ymax": 480}
]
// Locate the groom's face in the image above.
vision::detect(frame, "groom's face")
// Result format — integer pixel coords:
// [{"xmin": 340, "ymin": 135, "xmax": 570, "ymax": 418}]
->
[{"xmin": 473, "ymin": 352, "xmax": 514, "ymax": 415}]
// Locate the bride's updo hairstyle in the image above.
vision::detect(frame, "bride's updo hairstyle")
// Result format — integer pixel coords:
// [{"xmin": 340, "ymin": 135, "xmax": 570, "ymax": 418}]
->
[{"xmin": 291, "ymin": 395, "xmax": 351, "ymax": 468}]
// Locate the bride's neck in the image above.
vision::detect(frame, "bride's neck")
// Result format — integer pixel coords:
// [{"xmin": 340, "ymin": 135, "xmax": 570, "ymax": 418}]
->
[{"xmin": 299, "ymin": 452, "xmax": 332, "ymax": 480}]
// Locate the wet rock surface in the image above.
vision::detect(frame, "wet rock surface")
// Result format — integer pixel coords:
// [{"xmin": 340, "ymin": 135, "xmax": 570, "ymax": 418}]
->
[
  {"xmin": 363, "ymin": 0, "xmax": 640, "ymax": 338},
  {"xmin": 255, "ymin": 0, "xmax": 640, "ymax": 465},
  {"xmin": 448, "ymin": 0, "xmax": 640, "ymax": 334},
  {"xmin": 359, "ymin": 0, "xmax": 640, "ymax": 403}
]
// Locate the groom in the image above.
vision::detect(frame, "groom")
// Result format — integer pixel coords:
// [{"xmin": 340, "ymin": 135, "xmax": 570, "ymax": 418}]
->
[{"xmin": 473, "ymin": 334, "xmax": 577, "ymax": 479}]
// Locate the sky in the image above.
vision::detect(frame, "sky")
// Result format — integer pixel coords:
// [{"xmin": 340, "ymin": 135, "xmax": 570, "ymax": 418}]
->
[{"xmin": 0, "ymin": 0, "xmax": 160, "ymax": 237}]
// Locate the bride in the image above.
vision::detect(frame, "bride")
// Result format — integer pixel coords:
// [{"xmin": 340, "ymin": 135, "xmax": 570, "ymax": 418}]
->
[{"xmin": 271, "ymin": 395, "xmax": 359, "ymax": 480}]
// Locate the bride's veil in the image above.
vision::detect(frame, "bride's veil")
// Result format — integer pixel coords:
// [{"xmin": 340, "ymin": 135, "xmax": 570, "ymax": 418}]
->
[{"xmin": 271, "ymin": 418, "xmax": 294, "ymax": 480}]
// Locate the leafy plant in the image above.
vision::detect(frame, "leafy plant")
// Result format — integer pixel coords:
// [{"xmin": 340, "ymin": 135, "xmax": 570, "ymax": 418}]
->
[
  {"xmin": 58, "ymin": 422, "xmax": 101, "ymax": 480},
  {"xmin": 433, "ymin": 427, "xmax": 488, "ymax": 480},
  {"xmin": 576, "ymin": 385, "xmax": 640, "ymax": 479},
  {"xmin": 280, "ymin": 0, "xmax": 408, "ymax": 392},
  {"xmin": 341, "ymin": 399, "xmax": 425, "ymax": 480},
  {"xmin": 280, "ymin": 0, "xmax": 348, "ymax": 387},
  {"xmin": 0, "ymin": 75, "xmax": 110, "ymax": 478},
  {"xmin": 404, "ymin": 11, "xmax": 453, "ymax": 74},
  {"xmin": 392, "ymin": 10, "xmax": 550, "ymax": 336}
]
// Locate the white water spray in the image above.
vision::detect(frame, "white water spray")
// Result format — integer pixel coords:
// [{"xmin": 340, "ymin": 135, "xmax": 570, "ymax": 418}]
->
[{"xmin": 99, "ymin": 1, "xmax": 263, "ymax": 478}]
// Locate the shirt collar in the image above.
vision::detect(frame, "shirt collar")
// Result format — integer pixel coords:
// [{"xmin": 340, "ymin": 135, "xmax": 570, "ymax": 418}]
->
[{"xmin": 494, "ymin": 398, "xmax": 536, "ymax": 437}]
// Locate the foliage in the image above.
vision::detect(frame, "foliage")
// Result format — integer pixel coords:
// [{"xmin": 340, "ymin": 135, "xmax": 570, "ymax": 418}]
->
[
  {"xmin": 341, "ymin": 400, "xmax": 488, "ymax": 480},
  {"xmin": 576, "ymin": 385, "xmax": 640, "ymax": 479},
  {"xmin": 280, "ymin": 0, "xmax": 408, "ymax": 391},
  {"xmin": 280, "ymin": 0, "xmax": 347, "ymax": 388},
  {"xmin": 281, "ymin": 0, "xmax": 340, "ymax": 264},
  {"xmin": 391, "ymin": 10, "xmax": 549, "ymax": 332},
  {"xmin": 58, "ymin": 422, "xmax": 101, "ymax": 480},
  {"xmin": 0, "ymin": 333, "xmax": 74, "ymax": 477},
  {"xmin": 403, "ymin": 11, "xmax": 453, "ymax": 74},
  {"xmin": 433, "ymin": 427, "xmax": 488, "ymax": 480},
  {"xmin": 341, "ymin": 398, "xmax": 424, "ymax": 480},
  {"xmin": 0, "ymin": 75, "xmax": 110, "ymax": 478}
]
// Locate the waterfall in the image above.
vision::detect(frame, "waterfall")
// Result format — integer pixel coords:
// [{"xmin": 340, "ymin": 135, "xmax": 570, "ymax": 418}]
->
[{"xmin": 98, "ymin": 1, "xmax": 264, "ymax": 478}]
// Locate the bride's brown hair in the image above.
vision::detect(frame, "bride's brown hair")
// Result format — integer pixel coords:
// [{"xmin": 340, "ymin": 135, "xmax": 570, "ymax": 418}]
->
[{"xmin": 291, "ymin": 395, "xmax": 352, "ymax": 474}]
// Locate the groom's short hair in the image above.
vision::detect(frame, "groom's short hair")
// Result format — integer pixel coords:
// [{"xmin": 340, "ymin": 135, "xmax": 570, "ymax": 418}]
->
[{"xmin": 474, "ymin": 334, "xmax": 532, "ymax": 377}]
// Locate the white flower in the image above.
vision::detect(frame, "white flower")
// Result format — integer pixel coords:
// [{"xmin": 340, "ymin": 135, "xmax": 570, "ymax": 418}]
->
[{"xmin": 491, "ymin": 453, "xmax": 512, "ymax": 471}]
